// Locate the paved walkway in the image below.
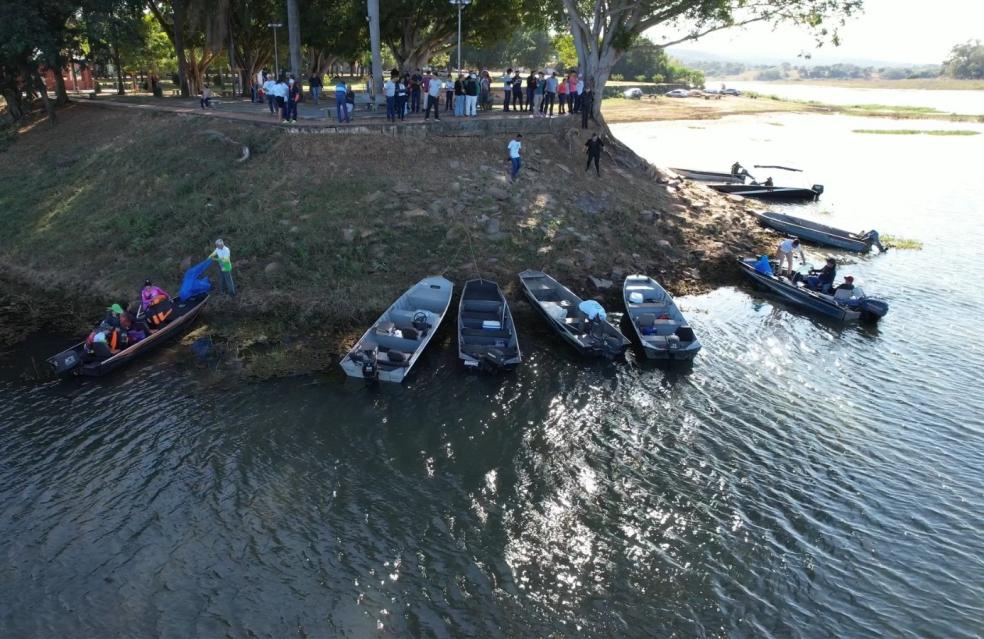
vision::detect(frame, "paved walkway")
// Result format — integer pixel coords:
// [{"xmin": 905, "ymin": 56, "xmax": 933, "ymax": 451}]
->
[{"xmin": 74, "ymin": 93, "xmax": 582, "ymax": 131}]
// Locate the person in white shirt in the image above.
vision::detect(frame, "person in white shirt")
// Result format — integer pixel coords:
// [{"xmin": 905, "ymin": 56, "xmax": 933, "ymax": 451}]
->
[
  {"xmin": 208, "ymin": 238, "xmax": 235, "ymax": 296},
  {"xmin": 383, "ymin": 73, "xmax": 397, "ymax": 122},
  {"xmin": 262, "ymin": 77, "xmax": 277, "ymax": 114},
  {"xmin": 775, "ymin": 238, "xmax": 805, "ymax": 276},
  {"xmin": 199, "ymin": 84, "xmax": 213, "ymax": 109},
  {"xmin": 424, "ymin": 74, "xmax": 442, "ymax": 120},
  {"xmin": 507, "ymin": 133, "xmax": 522, "ymax": 182}
]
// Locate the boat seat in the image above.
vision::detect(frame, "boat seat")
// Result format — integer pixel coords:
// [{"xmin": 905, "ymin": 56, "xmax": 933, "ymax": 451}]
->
[
  {"xmin": 643, "ymin": 335, "xmax": 669, "ymax": 346},
  {"xmin": 635, "ymin": 313, "xmax": 656, "ymax": 328},
  {"xmin": 462, "ymin": 299, "xmax": 501, "ymax": 314},
  {"xmin": 833, "ymin": 288, "xmax": 855, "ymax": 301},
  {"xmin": 461, "ymin": 327, "xmax": 511, "ymax": 338}
]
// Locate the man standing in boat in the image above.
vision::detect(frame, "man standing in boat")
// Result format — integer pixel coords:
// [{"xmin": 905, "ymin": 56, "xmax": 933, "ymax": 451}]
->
[{"xmin": 209, "ymin": 239, "xmax": 235, "ymax": 296}]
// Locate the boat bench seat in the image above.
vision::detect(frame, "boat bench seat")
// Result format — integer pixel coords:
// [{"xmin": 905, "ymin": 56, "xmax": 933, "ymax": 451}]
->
[
  {"xmin": 375, "ymin": 333, "xmax": 420, "ymax": 352},
  {"xmin": 461, "ymin": 305, "xmax": 502, "ymax": 326},
  {"xmin": 462, "ymin": 299, "xmax": 501, "ymax": 314},
  {"xmin": 461, "ymin": 327, "xmax": 511, "ymax": 339}
]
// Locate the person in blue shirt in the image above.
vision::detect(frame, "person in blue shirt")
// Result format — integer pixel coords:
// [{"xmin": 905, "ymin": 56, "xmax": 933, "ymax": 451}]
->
[
  {"xmin": 334, "ymin": 79, "xmax": 350, "ymax": 123},
  {"xmin": 753, "ymin": 254, "xmax": 774, "ymax": 276}
]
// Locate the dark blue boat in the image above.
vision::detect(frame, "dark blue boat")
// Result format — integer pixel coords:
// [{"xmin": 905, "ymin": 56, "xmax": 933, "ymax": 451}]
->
[
  {"xmin": 737, "ymin": 258, "xmax": 888, "ymax": 322},
  {"xmin": 756, "ymin": 211, "xmax": 884, "ymax": 253}
]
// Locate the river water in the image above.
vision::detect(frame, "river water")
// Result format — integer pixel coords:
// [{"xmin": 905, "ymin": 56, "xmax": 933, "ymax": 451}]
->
[{"xmin": 2, "ymin": 112, "xmax": 983, "ymax": 638}]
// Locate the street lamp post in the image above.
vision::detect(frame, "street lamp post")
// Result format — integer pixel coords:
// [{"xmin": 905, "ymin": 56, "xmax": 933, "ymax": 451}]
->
[
  {"xmin": 449, "ymin": 0, "xmax": 471, "ymax": 73},
  {"xmin": 268, "ymin": 22, "xmax": 283, "ymax": 79}
]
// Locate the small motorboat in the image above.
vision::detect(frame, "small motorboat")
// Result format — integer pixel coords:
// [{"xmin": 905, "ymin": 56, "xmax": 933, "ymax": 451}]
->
[
  {"xmin": 755, "ymin": 211, "xmax": 884, "ymax": 253},
  {"xmin": 710, "ymin": 183, "xmax": 824, "ymax": 202},
  {"xmin": 622, "ymin": 275, "xmax": 701, "ymax": 360},
  {"xmin": 457, "ymin": 279, "xmax": 521, "ymax": 371},
  {"xmin": 47, "ymin": 260, "xmax": 213, "ymax": 378},
  {"xmin": 518, "ymin": 269, "xmax": 630, "ymax": 358},
  {"xmin": 341, "ymin": 276, "xmax": 453, "ymax": 382},
  {"xmin": 670, "ymin": 167, "xmax": 746, "ymax": 183},
  {"xmin": 737, "ymin": 258, "xmax": 889, "ymax": 322},
  {"xmin": 47, "ymin": 293, "xmax": 209, "ymax": 377}
]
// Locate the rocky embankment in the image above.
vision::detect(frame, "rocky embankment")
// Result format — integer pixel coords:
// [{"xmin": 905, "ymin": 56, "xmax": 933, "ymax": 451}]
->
[{"xmin": 0, "ymin": 106, "xmax": 772, "ymax": 376}]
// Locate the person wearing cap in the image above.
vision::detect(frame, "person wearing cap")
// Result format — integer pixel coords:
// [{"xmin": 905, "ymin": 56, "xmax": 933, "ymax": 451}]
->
[
  {"xmin": 833, "ymin": 275, "xmax": 856, "ymax": 294},
  {"xmin": 209, "ymin": 239, "xmax": 235, "ymax": 296},
  {"xmin": 805, "ymin": 256, "xmax": 837, "ymax": 292},
  {"xmin": 140, "ymin": 280, "xmax": 170, "ymax": 311},
  {"xmin": 753, "ymin": 254, "xmax": 774, "ymax": 276},
  {"xmin": 775, "ymin": 237, "xmax": 805, "ymax": 276},
  {"xmin": 102, "ymin": 303, "xmax": 125, "ymax": 329}
]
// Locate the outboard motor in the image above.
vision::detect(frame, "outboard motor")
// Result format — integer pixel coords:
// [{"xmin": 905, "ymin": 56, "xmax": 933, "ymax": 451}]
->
[
  {"xmin": 360, "ymin": 348, "xmax": 379, "ymax": 380},
  {"xmin": 859, "ymin": 298, "xmax": 889, "ymax": 322},
  {"xmin": 48, "ymin": 350, "xmax": 82, "ymax": 377},
  {"xmin": 811, "ymin": 184, "xmax": 824, "ymax": 200},
  {"xmin": 412, "ymin": 311, "xmax": 430, "ymax": 336}
]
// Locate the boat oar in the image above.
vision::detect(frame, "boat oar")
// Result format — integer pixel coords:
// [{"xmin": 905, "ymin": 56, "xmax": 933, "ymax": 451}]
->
[{"xmin": 754, "ymin": 164, "xmax": 803, "ymax": 172}]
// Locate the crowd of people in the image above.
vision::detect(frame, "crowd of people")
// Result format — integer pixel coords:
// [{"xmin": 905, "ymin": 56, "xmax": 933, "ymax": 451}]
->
[{"xmin": 246, "ymin": 66, "xmax": 601, "ymax": 128}]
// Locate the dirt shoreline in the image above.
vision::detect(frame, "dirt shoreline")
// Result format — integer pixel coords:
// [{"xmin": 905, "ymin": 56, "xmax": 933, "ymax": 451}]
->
[{"xmin": 0, "ymin": 105, "xmax": 775, "ymax": 378}]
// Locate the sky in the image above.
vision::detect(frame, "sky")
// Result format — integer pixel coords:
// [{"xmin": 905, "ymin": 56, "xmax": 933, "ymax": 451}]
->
[{"xmin": 656, "ymin": 0, "xmax": 984, "ymax": 66}]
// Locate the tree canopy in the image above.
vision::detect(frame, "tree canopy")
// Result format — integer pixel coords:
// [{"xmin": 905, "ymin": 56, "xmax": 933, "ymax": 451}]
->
[{"xmin": 944, "ymin": 40, "xmax": 984, "ymax": 79}]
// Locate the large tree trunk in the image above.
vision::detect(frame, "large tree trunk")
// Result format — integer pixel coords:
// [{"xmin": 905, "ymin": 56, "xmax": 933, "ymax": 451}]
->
[
  {"xmin": 1, "ymin": 86, "xmax": 24, "ymax": 121},
  {"xmin": 53, "ymin": 64, "xmax": 70, "ymax": 105},
  {"xmin": 286, "ymin": 0, "xmax": 301, "ymax": 78},
  {"xmin": 32, "ymin": 72, "xmax": 56, "ymax": 124},
  {"xmin": 171, "ymin": 0, "xmax": 190, "ymax": 96},
  {"xmin": 112, "ymin": 44, "xmax": 126, "ymax": 95}
]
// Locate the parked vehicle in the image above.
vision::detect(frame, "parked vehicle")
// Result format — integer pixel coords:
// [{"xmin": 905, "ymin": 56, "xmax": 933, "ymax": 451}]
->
[{"xmin": 665, "ymin": 89, "xmax": 689, "ymax": 98}]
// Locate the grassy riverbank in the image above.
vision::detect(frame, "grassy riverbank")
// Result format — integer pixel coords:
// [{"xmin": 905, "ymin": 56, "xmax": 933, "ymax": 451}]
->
[{"xmin": 0, "ymin": 104, "xmax": 772, "ymax": 376}]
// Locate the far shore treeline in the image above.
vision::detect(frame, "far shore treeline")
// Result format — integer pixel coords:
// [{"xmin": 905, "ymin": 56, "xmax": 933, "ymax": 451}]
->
[{"xmin": 5, "ymin": 0, "xmax": 874, "ymax": 126}]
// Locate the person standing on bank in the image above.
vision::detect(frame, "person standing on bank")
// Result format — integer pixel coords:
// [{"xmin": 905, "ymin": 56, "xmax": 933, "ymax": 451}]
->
[
  {"xmin": 508, "ymin": 133, "xmax": 523, "ymax": 183},
  {"xmin": 384, "ymin": 72, "xmax": 397, "ymax": 122},
  {"xmin": 284, "ymin": 77, "xmax": 300, "ymax": 124},
  {"xmin": 209, "ymin": 239, "xmax": 235, "ymax": 296},
  {"xmin": 580, "ymin": 87, "xmax": 596, "ymax": 129},
  {"xmin": 309, "ymin": 72, "xmax": 323, "ymax": 105},
  {"xmin": 334, "ymin": 78, "xmax": 350, "ymax": 123},
  {"xmin": 511, "ymin": 71, "xmax": 524, "ymax": 112},
  {"xmin": 424, "ymin": 72, "xmax": 442, "ymax": 120},
  {"xmin": 585, "ymin": 133, "xmax": 604, "ymax": 176}
]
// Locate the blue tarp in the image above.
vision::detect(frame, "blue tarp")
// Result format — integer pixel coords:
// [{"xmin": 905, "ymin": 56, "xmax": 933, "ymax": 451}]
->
[{"xmin": 178, "ymin": 258, "xmax": 213, "ymax": 300}]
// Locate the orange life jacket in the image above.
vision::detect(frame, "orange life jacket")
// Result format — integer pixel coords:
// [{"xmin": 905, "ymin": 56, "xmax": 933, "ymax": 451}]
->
[{"xmin": 147, "ymin": 300, "xmax": 173, "ymax": 327}]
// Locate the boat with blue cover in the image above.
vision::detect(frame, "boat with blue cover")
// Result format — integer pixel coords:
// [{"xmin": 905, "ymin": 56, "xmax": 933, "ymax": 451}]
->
[
  {"xmin": 737, "ymin": 258, "xmax": 889, "ymax": 322},
  {"xmin": 47, "ymin": 259, "xmax": 212, "ymax": 377}
]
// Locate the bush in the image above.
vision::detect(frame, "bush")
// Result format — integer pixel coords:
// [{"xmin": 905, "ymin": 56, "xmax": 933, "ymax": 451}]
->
[
  {"xmin": 634, "ymin": 74, "xmax": 647, "ymax": 82},
  {"xmin": 610, "ymin": 74, "xmax": 624, "ymax": 81},
  {"xmin": 650, "ymin": 73, "xmax": 664, "ymax": 84}
]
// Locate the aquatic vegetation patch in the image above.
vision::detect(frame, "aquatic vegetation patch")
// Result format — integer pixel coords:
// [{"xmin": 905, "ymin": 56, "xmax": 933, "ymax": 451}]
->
[
  {"xmin": 852, "ymin": 129, "xmax": 979, "ymax": 136},
  {"xmin": 880, "ymin": 235, "xmax": 924, "ymax": 249}
]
